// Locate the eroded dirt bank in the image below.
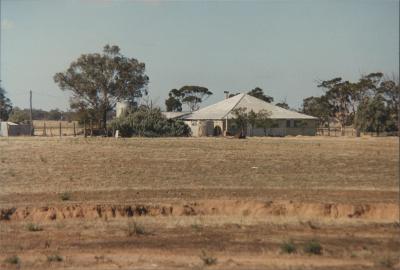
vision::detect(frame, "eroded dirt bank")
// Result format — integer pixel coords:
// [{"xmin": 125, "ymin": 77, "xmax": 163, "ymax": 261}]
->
[
  {"xmin": 1, "ymin": 199, "xmax": 399, "ymax": 269},
  {"xmin": 1, "ymin": 199, "xmax": 398, "ymax": 222}
]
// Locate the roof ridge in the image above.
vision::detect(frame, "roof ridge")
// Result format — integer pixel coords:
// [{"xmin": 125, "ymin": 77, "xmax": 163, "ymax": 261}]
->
[{"xmin": 221, "ymin": 93, "xmax": 246, "ymax": 119}]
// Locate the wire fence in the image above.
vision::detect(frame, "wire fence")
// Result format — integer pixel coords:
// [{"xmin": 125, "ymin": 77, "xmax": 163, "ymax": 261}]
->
[
  {"xmin": 317, "ymin": 127, "xmax": 398, "ymax": 137},
  {"xmin": 29, "ymin": 121, "xmax": 399, "ymax": 137},
  {"xmin": 33, "ymin": 120, "xmax": 104, "ymax": 137}
]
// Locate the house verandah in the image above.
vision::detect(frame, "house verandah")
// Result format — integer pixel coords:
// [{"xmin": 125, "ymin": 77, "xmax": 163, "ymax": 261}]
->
[{"xmin": 185, "ymin": 118, "xmax": 317, "ymax": 137}]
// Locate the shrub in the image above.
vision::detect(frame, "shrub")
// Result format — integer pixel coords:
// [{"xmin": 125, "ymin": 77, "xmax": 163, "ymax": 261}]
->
[
  {"xmin": 47, "ymin": 254, "xmax": 63, "ymax": 262},
  {"xmin": 199, "ymin": 250, "xmax": 217, "ymax": 266},
  {"xmin": 378, "ymin": 256, "xmax": 396, "ymax": 268},
  {"xmin": 281, "ymin": 240, "xmax": 296, "ymax": 254},
  {"xmin": 4, "ymin": 255, "xmax": 20, "ymax": 265},
  {"xmin": 304, "ymin": 240, "xmax": 322, "ymax": 255},
  {"xmin": 27, "ymin": 223, "xmax": 43, "ymax": 232},
  {"xmin": 127, "ymin": 221, "xmax": 146, "ymax": 236},
  {"xmin": 109, "ymin": 106, "xmax": 191, "ymax": 137},
  {"xmin": 60, "ymin": 192, "xmax": 71, "ymax": 201}
]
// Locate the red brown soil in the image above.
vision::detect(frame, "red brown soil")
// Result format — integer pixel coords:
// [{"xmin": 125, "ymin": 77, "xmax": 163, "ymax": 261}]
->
[{"xmin": 0, "ymin": 137, "xmax": 399, "ymax": 269}]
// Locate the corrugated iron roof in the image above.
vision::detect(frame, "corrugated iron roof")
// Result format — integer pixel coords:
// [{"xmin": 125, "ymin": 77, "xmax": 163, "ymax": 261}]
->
[
  {"xmin": 162, "ymin": 111, "xmax": 191, "ymax": 119},
  {"xmin": 183, "ymin": 93, "xmax": 317, "ymax": 120}
]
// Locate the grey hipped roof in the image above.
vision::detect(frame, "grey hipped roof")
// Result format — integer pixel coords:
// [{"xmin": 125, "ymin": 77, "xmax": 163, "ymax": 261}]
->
[{"xmin": 183, "ymin": 93, "xmax": 317, "ymax": 120}]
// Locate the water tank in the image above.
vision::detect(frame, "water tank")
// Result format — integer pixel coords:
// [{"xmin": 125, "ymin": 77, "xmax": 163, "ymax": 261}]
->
[{"xmin": 116, "ymin": 101, "xmax": 129, "ymax": 118}]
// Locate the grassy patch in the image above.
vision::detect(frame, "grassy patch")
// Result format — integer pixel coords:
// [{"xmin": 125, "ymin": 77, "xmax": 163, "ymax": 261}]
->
[
  {"xmin": 27, "ymin": 223, "xmax": 43, "ymax": 232},
  {"xmin": 303, "ymin": 240, "xmax": 322, "ymax": 255},
  {"xmin": 4, "ymin": 255, "xmax": 20, "ymax": 265},
  {"xmin": 281, "ymin": 240, "xmax": 296, "ymax": 254}
]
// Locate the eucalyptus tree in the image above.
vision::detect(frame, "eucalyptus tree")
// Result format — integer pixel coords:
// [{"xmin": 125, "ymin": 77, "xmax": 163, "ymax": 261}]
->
[
  {"xmin": 179, "ymin": 86, "xmax": 213, "ymax": 112},
  {"xmin": 351, "ymin": 72, "xmax": 384, "ymax": 136},
  {"xmin": 318, "ymin": 78, "xmax": 353, "ymax": 136},
  {"xmin": 247, "ymin": 87, "xmax": 274, "ymax": 103},
  {"xmin": 255, "ymin": 109, "xmax": 272, "ymax": 136},
  {"xmin": 54, "ymin": 44, "xmax": 149, "ymax": 130},
  {"xmin": 275, "ymin": 102, "xmax": 290, "ymax": 110},
  {"xmin": 231, "ymin": 107, "xmax": 271, "ymax": 137},
  {"xmin": 165, "ymin": 89, "xmax": 183, "ymax": 112},
  {"xmin": 302, "ymin": 96, "xmax": 333, "ymax": 130},
  {"xmin": 165, "ymin": 86, "xmax": 212, "ymax": 112},
  {"xmin": 379, "ymin": 75, "xmax": 399, "ymax": 131}
]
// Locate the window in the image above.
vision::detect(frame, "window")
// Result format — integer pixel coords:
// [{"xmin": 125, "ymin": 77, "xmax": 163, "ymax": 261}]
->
[
  {"xmin": 286, "ymin": 120, "xmax": 291, "ymax": 128},
  {"xmin": 271, "ymin": 120, "xmax": 279, "ymax": 128},
  {"xmin": 294, "ymin": 120, "xmax": 307, "ymax": 128}
]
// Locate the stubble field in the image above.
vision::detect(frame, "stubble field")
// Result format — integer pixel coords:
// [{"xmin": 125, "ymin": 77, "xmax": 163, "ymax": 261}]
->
[{"xmin": 0, "ymin": 136, "xmax": 399, "ymax": 269}]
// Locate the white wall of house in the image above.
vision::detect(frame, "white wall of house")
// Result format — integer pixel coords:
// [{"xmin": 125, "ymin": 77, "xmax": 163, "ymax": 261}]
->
[
  {"xmin": 248, "ymin": 119, "xmax": 317, "ymax": 136},
  {"xmin": 185, "ymin": 119, "xmax": 317, "ymax": 137}
]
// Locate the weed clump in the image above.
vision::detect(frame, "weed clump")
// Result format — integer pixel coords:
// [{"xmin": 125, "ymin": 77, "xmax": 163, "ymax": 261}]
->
[
  {"xmin": 304, "ymin": 240, "xmax": 322, "ymax": 255},
  {"xmin": 27, "ymin": 223, "xmax": 43, "ymax": 232},
  {"xmin": 281, "ymin": 240, "xmax": 296, "ymax": 254},
  {"xmin": 199, "ymin": 250, "xmax": 217, "ymax": 266},
  {"xmin": 47, "ymin": 254, "xmax": 63, "ymax": 262},
  {"xmin": 4, "ymin": 255, "xmax": 20, "ymax": 265},
  {"xmin": 60, "ymin": 192, "xmax": 71, "ymax": 201},
  {"xmin": 378, "ymin": 256, "xmax": 396, "ymax": 268},
  {"xmin": 191, "ymin": 224, "xmax": 203, "ymax": 231}
]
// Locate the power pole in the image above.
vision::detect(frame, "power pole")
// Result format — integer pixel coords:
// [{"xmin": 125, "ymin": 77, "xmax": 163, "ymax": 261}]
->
[{"xmin": 30, "ymin": 90, "xmax": 33, "ymax": 136}]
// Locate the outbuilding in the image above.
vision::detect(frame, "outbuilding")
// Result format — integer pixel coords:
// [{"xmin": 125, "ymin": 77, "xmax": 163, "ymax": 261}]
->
[{"xmin": 0, "ymin": 122, "xmax": 31, "ymax": 136}]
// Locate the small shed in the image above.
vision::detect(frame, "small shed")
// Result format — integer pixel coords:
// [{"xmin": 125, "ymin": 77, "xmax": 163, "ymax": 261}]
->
[{"xmin": 0, "ymin": 122, "xmax": 31, "ymax": 136}]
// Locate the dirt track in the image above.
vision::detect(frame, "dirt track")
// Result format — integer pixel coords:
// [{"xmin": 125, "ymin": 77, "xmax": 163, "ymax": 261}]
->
[{"xmin": 0, "ymin": 137, "xmax": 399, "ymax": 269}]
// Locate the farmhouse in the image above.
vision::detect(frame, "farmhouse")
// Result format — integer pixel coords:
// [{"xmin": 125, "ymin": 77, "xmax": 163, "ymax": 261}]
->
[{"xmin": 167, "ymin": 93, "xmax": 317, "ymax": 137}]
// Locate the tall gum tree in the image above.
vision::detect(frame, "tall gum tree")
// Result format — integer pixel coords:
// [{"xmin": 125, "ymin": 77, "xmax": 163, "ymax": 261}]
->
[
  {"xmin": 54, "ymin": 45, "xmax": 149, "ymax": 130},
  {"xmin": 0, "ymin": 84, "xmax": 13, "ymax": 121},
  {"xmin": 318, "ymin": 78, "xmax": 352, "ymax": 136},
  {"xmin": 165, "ymin": 86, "xmax": 212, "ymax": 112}
]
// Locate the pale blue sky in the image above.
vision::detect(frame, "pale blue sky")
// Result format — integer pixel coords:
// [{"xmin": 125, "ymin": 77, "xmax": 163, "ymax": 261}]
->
[{"xmin": 1, "ymin": 0, "xmax": 399, "ymax": 111}]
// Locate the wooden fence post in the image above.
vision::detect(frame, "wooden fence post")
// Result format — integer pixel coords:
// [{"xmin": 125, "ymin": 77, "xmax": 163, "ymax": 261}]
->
[
  {"xmin": 59, "ymin": 122, "xmax": 62, "ymax": 137},
  {"xmin": 43, "ymin": 122, "xmax": 46, "ymax": 136},
  {"xmin": 84, "ymin": 121, "xmax": 87, "ymax": 138},
  {"xmin": 90, "ymin": 120, "xmax": 93, "ymax": 136},
  {"xmin": 73, "ymin": 122, "xmax": 76, "ymax": 137}
]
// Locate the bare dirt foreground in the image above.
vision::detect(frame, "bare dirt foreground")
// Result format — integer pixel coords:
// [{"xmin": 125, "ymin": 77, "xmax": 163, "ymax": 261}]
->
[{"xmin": 0, "ymin": 137, "xmax": 399, "ymax": 270}]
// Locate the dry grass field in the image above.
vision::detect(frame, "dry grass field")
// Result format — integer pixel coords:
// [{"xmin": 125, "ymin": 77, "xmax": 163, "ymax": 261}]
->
[{"xmin": 0, "ymin": 136, "xmax": 399, "ymax": 269}]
